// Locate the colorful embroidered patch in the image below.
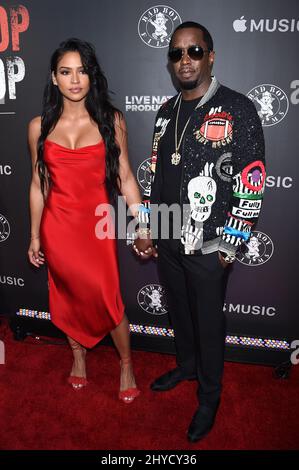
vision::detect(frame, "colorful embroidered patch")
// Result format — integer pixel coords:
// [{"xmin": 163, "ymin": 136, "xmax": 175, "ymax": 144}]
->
[
  {"xmin": 233, "ymin": 191, "xmax": 263, "ymax": 200},
  {"xmin": 223, "ymin": 226, "xmax": 251, "ymax": 241},
  {"xmin": 241, "ymin": 161, "xmax": 266, "ymax": 192},
  {"xmin": 215, "ymin": 152, "xmax": 233, "ymax": 182},
  {"xmin": 227, "ymin": 212, "xmax": 254, "ymax": 226},
  {"xmin": 194, "ymin": 106, "xmax": 233, "ymax": 148},
  {"xmin": 150, "ymin": 153, "xmax": 157, "ymax": 173},
  {"xmin": 231, "ymin": 206, "xmax": 260, "ymax": 219}
]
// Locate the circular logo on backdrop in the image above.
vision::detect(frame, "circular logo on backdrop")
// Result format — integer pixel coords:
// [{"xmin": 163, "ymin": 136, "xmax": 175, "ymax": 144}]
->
[
  {"xmin": 236, "ymin": 231, "xmax": 274, "ymax": 266},
  {"xmin": 138, "ymin": 5, "xmax": 182, "ymax": 48},
  {"xmin": 137, "ymin": 158, "xmax": 152, "ymax": 192},
  {"xmin": 247, "ymin": 84, "xmax": 289, "ymax": 127},
  {"xmin": 137, "ymin": 284, "xmax": 168, "ymax": 315},
  {"xmin": 0, "ymin": 213, "xmax": 10, "ymax": 242}
]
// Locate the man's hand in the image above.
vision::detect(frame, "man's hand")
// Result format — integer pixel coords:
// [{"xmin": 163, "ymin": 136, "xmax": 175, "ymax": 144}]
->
[
  {"xmin": 218, "ymin": 252, "xmax": 229, "ymax": 268},
  {"xmin": 133, "ymin": 234, "xmax": 158, "ymax": 259}
]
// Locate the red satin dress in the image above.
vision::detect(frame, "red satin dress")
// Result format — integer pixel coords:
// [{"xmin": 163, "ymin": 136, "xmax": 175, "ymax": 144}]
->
[{"xmin": 40, "ymin": 139, "xmax": 124, "ymax": 348}]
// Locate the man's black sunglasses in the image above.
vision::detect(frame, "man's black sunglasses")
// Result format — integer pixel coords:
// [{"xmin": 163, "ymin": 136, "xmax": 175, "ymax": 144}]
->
[{"xmin": 168, "ymin": 45, "xmax": 210, "ymax": 63}]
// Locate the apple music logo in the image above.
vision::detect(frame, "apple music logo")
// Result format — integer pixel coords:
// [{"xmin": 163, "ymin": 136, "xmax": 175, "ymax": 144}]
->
[
  {"xmin": 233, "ymin": 16, "xmax": 299, "ymax": 33},
  {"xmin": 233, "ymin": 16, "xmax": 247, "ymax": 32}
]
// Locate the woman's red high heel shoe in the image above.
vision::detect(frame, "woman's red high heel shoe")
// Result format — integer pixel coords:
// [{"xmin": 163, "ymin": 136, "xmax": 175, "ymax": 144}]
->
[
  {"xmin": 68, "ymin": 375, "xmax": 88, "ymax": 390},
  {"xmin": 68, "ymin": 338, "xmax": 88, "ymax": 390},
  {"xmin": 119, "ymin": 387, "xmax": 140, "ymax": 403},
  {"xmin": 119, "ymin": 358, "xmax": 140, "ymax": 403}
]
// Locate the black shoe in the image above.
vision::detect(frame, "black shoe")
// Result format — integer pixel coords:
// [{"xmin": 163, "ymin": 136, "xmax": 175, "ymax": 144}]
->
[
  {"xmin": 150, "ymin": 367, "xmax": 196, "ymax": 392},
  {"xmin": 187, "ymin": 402, "xmax": 220, "ymax": 443}
]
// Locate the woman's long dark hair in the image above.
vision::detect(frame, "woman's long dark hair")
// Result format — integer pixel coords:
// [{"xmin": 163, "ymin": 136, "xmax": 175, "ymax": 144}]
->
[{"xmin": 37, "ymin": 38, "xmax": 121, "ymax": 200}]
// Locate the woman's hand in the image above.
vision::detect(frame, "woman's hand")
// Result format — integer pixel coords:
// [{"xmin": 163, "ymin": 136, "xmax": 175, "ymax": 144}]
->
[{"xmin": 28, "ymin": 238, "xmax": 45, "ymax": 267}]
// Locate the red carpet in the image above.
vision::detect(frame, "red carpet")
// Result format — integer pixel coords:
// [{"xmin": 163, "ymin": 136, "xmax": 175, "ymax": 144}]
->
[{"xmin": 0, "ymin": 319, "xmax": 298, "ymax": 450}]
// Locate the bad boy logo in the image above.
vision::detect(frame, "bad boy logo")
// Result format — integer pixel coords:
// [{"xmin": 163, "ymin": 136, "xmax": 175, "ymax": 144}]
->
[
  {"xmin": 137, "ymin": 158, "xmax": 152, "ymax": 192},
  {"xmin": 0, "ymin": 213, "xmax": 10, "ymax": 242},
  {"xmin": 137, "ymin": 284, "xmax": 168, "ymax": 315},
  {"xmin": 138, "ymin": 5, "xmax": 182, "ymax": 48},
  {"xmin": 194, "ymin": 106, "xmax": 233, "ymax": 148},
  {"xmin": 247, "ymin": 84, "xmax": 289, "ymax": 127},
  {"xmin": 237, "ymin": 231, "xmax": 274, "ymax": 266}
]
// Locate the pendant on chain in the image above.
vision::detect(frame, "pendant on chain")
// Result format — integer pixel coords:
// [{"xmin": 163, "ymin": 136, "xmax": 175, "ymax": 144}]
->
[{"xmin": 171, "ymin": 152, "xmax": 181, "ymax": 165}]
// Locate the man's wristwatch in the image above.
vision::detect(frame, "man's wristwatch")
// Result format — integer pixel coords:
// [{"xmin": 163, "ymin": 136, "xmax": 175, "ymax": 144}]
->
[{"xmin": 219, "ymin": 251, "xmax": 236, "ymax": 263}]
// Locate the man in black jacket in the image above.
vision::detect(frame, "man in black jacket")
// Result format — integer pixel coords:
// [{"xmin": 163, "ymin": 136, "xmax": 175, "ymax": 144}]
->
[{"xmin": 134, "ymin": 21, "xmax": 265, "ymax": 442}]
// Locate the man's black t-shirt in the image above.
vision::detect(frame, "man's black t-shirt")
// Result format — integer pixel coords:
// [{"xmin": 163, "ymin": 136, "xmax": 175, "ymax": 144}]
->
[
  {"xmin": 160, "ymin": 97, "xmax": 202, "ymax": 205},
  {"xmin": 159, "ymin": 97, "xmax": 202, "ymax": 239}
]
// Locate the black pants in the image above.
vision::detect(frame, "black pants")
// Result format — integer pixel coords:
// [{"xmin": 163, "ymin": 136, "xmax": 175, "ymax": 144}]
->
[{"xmin": 157, "ymin": 239, "xmax": 229, "ymax": 406}]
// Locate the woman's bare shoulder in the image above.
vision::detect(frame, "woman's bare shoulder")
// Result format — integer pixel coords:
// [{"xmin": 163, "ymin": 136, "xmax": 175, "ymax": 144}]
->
[{"xmin": 28, "ymin": 116, "xmax": 41, "ymax": 143}]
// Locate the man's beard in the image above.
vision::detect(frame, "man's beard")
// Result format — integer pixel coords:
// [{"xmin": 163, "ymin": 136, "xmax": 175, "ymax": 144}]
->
[{"xmin": 179, "ymin": 79, "xmax": 198, "ymax": 90}]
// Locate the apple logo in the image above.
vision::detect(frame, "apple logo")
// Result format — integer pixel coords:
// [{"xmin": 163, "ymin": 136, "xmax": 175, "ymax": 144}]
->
[{"xmin": 233, "ymin": 16, "xmax": 247, "ymax": 32}]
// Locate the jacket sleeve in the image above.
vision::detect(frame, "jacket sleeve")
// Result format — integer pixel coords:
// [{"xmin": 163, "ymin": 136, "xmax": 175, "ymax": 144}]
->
[
  {"xmin": 138, "ymin": 112, "xmax": 161, "ymax": 229},
  {"xmin": 219, "ymin": 98, "xmax": 266, "ymax": 256}
]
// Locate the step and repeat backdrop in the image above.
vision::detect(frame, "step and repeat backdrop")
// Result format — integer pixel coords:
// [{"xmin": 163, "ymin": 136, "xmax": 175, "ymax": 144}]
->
[{"xmin": 0, "ymin": 0, "xmax": 298, "ymax": 363}]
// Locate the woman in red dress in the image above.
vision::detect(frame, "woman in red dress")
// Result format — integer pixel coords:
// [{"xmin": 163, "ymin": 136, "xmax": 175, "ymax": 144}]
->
[{"xmin": 27, "ymin": 38, "xmax": 142, "ymax": 401}]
